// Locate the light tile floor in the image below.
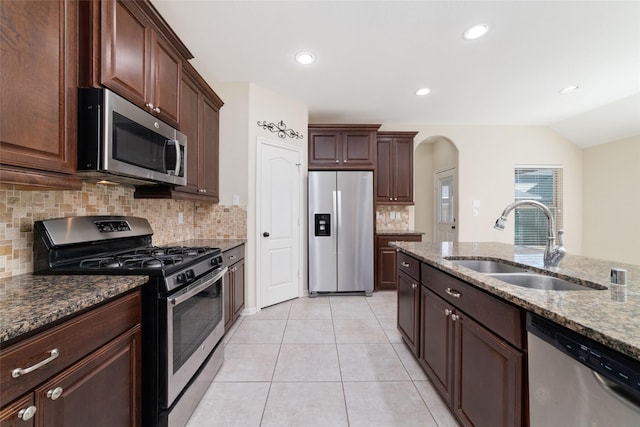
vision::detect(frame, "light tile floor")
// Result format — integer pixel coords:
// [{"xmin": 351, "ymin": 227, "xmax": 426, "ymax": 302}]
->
[{"xmin": 186, "ymin": 291, "xmax": 460, "ymax": 427}]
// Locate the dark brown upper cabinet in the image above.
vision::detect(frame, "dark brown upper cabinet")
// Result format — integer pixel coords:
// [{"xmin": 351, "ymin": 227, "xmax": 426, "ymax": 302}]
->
[
  {"xmin": 0, "ymin": 0, "xmax": 82, "ymax": 190},
  {"xmin": 376, "ymin": 131, "xmax": 417, "ymax": 204},
  {"xmin": 135, "ymin": 61, "xmax": 224, "ymax": 202},
  {"xmin": 308, "ymin": 124, "xmax": 380, "ymax": 170},
  {"xmin": 80, "ymin": 0, "xmax": 193, "ymax": 129}
]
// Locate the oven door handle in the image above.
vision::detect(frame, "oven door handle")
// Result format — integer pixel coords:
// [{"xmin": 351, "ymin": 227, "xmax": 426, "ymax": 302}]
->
[{"xmin": 170, "ymin": 266, "xmax": 227, "ymax": 307}]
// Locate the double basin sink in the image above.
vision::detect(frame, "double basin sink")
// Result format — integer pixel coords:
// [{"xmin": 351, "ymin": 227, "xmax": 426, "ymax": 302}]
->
[{"xmin": 446, "ymin": 259, "xmax": 607, "ymax": 291}]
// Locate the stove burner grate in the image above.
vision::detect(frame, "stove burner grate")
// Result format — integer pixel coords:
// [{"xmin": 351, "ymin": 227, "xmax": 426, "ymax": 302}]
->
[{"xmin": 76, "ymin": 246, "xmax": 216, "ymax": 270}]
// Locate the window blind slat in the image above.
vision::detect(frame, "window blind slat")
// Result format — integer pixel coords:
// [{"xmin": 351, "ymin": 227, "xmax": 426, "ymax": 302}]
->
[{"xmin": 514, "ymin": 168, "xmax": 563, "ymax": 246}]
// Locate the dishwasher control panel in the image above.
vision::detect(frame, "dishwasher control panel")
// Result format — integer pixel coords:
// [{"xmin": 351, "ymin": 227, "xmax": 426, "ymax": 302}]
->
[{"xmin": 528, "ymin": 314, "xmax": 640, "ymax": 399}]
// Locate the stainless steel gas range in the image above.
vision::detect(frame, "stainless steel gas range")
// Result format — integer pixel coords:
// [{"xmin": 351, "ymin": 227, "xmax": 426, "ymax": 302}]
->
[{"xmin": 34, "ymin": 216, "xmax": 226, "ymax": 427}]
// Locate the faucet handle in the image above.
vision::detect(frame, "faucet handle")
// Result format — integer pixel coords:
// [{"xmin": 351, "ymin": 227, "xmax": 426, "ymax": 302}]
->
[{"xmin": 557, "ymin": 229, "xmax": 565, "ymax": 246}]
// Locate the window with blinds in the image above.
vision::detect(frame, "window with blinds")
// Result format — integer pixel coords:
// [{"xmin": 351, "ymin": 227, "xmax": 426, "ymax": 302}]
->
[{"xmin": 513, "ymin": 167, "xmax": 563, "ymax": 246}]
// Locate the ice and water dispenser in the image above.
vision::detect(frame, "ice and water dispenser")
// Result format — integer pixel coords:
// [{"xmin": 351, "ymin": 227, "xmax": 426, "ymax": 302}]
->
[{"xmin": 314, "ymin": 214, "xmax": 331, "ymax": 236}]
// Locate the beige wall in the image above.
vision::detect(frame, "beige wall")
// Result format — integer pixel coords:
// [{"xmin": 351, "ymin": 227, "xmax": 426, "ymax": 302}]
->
[
  {"xmin": 582, "ymin": 135, "xmax": 640, "ymax": 264},
  {"xmin": 413, "ymin": 141, "xmax": 434, "ymax": 238},
  {"xmin": 213, "ymin": 82, "xmax": 308, "ymax": 313},
  {"xmin": 383, "ymin": 124, "xmax": 583, "ymax": 252}
]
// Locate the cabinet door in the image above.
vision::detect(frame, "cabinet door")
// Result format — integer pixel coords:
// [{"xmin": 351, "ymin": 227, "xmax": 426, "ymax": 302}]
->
[
  {"xmin": 200, "ymin": 96, "xmax": 220, "ymax": 200},
  {"xmin": 232, "ymin": 259, "xmax": 245, "ymax": 320},
  {"xmin": 224, "ymin": 267, "xmax": 234, "ymax": 331},
  {"xmin": 308, "ymin": 131, "xmax": 341, "ymax": 166},
  {"xmin": 178, "ymin": 73, "xmax": 201, "ymax": 194},
  {"xmin": 376, "ymin": 236, "xmax": 422, "ymax": 291},
  {"xmin": 376, "ymin": 246, "xmax": 398, "ymax": 290},
  {"xmin": 376, "ymin": 137, "xmax": 393, "ymax": 202},
  {"xmin": 101, "ymin": 0, "xmax": 149, "ymax": 107},
  {"xmin": 397, "ymin": 271, "xmax": 419, "ymax": 355},
  {"xmin": 0, "ymin": 0, "xmax": 80, "ymax": 188},
  {"xmin": 342, "ymin": 131, "xmax": 375, "ymax": 167},
  {"xmin": 453, "ymin": 315, "xmax": 523, "ymax": 427},
  {"xmin": 420, "ymin": 288, "xmax": 454, "ymax": 405},
  {"xmin": 0, "ymin": 394, "xmax": 35, "ymax": 427},
  {"xmin": 149, "ymin": 31, "xmax": 181, "ymax": 128},
  {"xmin": 393, "ymin": 137, "xmax": 414, "ymax": 203},
  {"xmin": 35, "ymin": 326, "xmax": 141, "ymax": 427}
]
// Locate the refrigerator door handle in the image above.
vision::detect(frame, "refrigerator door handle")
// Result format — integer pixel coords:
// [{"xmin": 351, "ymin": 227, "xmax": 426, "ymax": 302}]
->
[
  {"xmin": 336, "ymin": 190, "xmax": 342, "ymax": 254},
  {"xmin": 332, "ymin": 190, "xmax": 338, "ymax": 255}
]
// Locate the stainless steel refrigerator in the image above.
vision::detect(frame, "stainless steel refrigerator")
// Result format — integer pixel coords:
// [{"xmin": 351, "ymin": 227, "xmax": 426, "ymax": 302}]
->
[{"xmin": 308, "ymin": 171, "xmax": 373, "ymax": 296}]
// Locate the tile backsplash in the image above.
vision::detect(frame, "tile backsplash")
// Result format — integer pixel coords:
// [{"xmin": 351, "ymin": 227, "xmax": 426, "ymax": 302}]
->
[
  {"xmin": 0, "ymin": 183, "xmax": 246, "ymax": 278},
  {"xmin": 376, "ymin": 205, "xmax": 411, "ymax": 230}
]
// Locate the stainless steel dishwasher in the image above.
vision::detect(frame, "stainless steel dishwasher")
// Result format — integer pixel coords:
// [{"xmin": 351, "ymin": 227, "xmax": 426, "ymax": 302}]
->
[{"xmin": 527, "ymin": 314, "xmax": 640, "ymax": 426}]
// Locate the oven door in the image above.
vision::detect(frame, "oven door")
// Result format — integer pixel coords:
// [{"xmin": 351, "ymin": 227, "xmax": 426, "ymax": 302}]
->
[{"xmin": 165, "ymin": 266, "xmax": 227, "ymax": 407}]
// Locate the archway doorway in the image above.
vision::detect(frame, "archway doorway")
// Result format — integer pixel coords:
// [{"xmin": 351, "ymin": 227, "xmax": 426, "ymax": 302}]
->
[{"xmin": 414, "ymin": 136, "xmax": 459, "ymax": 242}]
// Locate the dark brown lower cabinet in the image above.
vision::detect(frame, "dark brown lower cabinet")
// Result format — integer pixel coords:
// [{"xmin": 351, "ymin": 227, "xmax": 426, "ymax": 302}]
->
[
  {"xmin": 375, "ymin": 234, "xmax": 422, "ymax": 290},
  {"xmin": 420, "ymin": 286, "xmax": 523, "ymax": 427},
  {"xmin": 34, "ymin": 327, "xmax": 141, "ymax": 427},
  {"xmin": 397, "ymin": 270, "xmax": 420, "ymax": 355},
  {"xmin": 224, "ymin": 244, "xmax": 245, "ymax": 331},
  {"xmin": 0, "ymin": 290, "xmax": 141, "ymax": 427},
  {"xmin": 419, "ymin": 287, "xmax": 454, "ymax": 402}
]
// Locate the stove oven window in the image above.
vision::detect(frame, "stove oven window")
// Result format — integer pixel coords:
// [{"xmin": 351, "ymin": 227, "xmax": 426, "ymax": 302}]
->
[{"xmin": 171, "ymin": 279, "xmax": 223, "ymax": 373}]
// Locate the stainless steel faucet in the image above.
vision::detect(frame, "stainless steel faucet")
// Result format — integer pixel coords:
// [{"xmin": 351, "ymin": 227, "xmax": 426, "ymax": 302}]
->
[{"xmin": 494, "ymin": 200, "xmax": 566, "ymax": 267}]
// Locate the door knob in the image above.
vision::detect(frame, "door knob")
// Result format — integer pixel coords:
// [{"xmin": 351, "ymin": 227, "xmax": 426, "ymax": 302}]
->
[{"xmin": 263, "ymin": 232, "xmax": 270, "ymax": 237}]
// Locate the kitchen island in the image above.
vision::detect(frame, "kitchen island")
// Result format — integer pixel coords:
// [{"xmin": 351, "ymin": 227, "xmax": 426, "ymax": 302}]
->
[{"xmin": 392, "ymin": 241, "xmax": 640, "ymax": 361}]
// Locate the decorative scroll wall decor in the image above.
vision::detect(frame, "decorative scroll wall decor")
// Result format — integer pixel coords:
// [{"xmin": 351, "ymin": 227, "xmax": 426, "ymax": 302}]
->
[{"xmin": 257, "ymin": 120, "xmax": 303, "ymax": 139}]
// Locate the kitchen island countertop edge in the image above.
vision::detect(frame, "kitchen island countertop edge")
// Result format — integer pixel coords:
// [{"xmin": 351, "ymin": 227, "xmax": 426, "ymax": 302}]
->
[{"xmin": 391, "ymin": 241, "xmax": 640, "ymax": 361}]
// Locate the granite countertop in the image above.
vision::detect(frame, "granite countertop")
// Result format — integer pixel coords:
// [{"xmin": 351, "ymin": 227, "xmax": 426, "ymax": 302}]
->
[
  {"xmin": 377, "ymin": 230, "xmax": 424, "ymax": 236},
  {"xmin": 0, "ymin": 239, "xmax": 247, "ymax": 346},
  {"xmin": 0, "ymin": 274, "xmax": 147, "ymax": 345},
  {"xmin": 391, "ymin": 241, "xmax": 640, "ymax": 361}
]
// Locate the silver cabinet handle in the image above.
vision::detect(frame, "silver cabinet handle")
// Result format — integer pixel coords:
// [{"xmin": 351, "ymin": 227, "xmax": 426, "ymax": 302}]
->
[
  {"xmin": 401, "ymin": 262, "xmax": 410, "ymax": 267},
  {"xmin": 335, "ymin": 159, "xmax": 340, "ymax": 163},
  {"xmin": 389, "ymin": 198, "xmax": 393, "ymax": 201},
  {"xmin": 411, "ymin": 283, "xmax": 417, "ymax": 289},
  {"xmin": 229, "ymin": 255, "xmax": 236, "ymax": 260},
  {"xmin": 444, "ymin": 308, "xmax": 452, "ymax": 317},
  {"xmin": 47, "ymin": 386, "xmax": 64, "ymax": 400},
  {"xmin": 445, "ymin": 288, "xmax": 462, "ymax": 298},
  {"xmin": 451, "ymin": 313, "xmax": 459, "ymax": 321},
  {"xmin": 12, "ymin": 348, "xmax": 60, "ymax": 378},
  {"xmin": 154, "ymin": 107, "xmax": 161, "ymax": 113},
  {"xmin": 145, "ymin": 102, "xmax": 154, "ymax": 110},
  {"xmin": 18, "ymin": 406, "xmax": 37, "ymax": 420},
  {"xmin": 344, "ymin": 160, "xmax": 348, "ymax": 163}
]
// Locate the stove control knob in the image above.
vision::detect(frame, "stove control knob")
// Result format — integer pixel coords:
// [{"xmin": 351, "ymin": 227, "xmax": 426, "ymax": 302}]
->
[
  {"xmin": 176, "ymin": 273, "xmax": 186, "ymax": 284},
  {"xmin": 186, "ymin": 270, "xmax": 195, "ymax": 280}
]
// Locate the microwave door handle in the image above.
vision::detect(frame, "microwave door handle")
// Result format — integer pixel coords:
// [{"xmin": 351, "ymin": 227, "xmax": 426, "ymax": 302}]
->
[
  {"xmin": 172, "ymin": 139, "xmax": 181, "ymax": 176},
  {"xmin": 164, "ymin": 139, "xmax": 181, "ymax": 176}
]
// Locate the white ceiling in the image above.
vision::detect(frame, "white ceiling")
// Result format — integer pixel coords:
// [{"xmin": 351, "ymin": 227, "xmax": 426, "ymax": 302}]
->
[{"xmin": 151, "ymin": 0, "xmax": 640, "ymax": 148}]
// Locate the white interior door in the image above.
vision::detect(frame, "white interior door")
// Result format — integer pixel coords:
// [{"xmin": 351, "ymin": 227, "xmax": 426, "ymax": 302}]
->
[
  {"xmin": 435, "ymin": 168, "xmax": 458, "ymax": 243},
  {"xmin": 258, "ymin": 140, "xmax": 301, "ymax": 308}
]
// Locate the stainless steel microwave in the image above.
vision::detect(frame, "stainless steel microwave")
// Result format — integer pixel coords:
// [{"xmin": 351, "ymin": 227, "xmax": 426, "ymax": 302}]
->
[{"xmin": 77, "ymin": 87, "xmax": 187, "ymax": 186}]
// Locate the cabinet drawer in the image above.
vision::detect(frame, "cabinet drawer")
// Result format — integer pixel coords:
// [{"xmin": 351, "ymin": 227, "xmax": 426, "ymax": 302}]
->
[
  {"xmin": 398, "ymin": 252, "xmax": 420, "ymax": 281},
  {"xmin": 0, "ymin": 290, "xmax": 141, "ymax": 405},
  {"xmin": 223, "ymin": 245, "xmax": 245, "ymax": 266},
  {"xmin": 421, "ymin": 264, "xmax": 524, "ymax": 348}
]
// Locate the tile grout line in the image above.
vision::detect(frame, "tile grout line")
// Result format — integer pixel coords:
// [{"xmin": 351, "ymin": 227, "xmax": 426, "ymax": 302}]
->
[{"xmin": 258, "ymin": 302, "xmax": 292, "ymax": 426}]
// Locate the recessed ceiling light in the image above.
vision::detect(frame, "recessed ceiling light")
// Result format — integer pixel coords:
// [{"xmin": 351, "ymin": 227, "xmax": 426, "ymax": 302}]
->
[
  {"xmin": 415, "ymin": 88, "xmax": 431, "ymax": 96},
  {"xmin": 295, "ymin": 51, "xmax": 315, "ymax": 65},
  {"xmin": 559, "ymin": 85, "xmax": 580, "ymax": 94},
  {"xmin": 463, "ymin": 24, "xmax": 489, "ymax": 40}
]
